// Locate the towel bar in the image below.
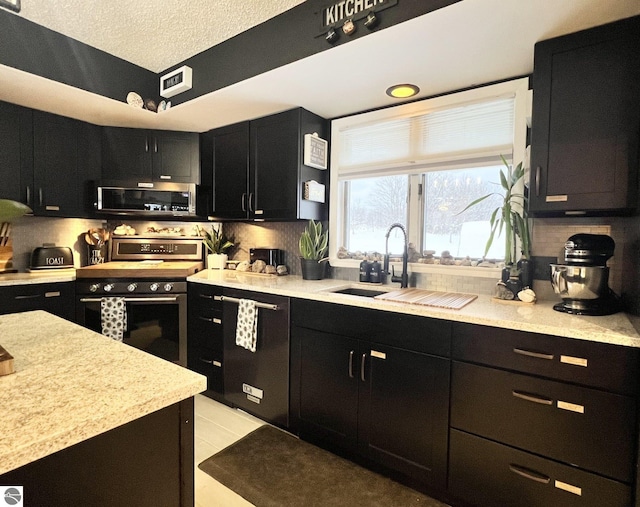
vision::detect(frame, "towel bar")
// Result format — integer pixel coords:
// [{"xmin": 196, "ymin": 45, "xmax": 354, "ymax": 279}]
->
[{"xmin": 215, "ymin": 295, "xmax": 279, "ymax": 311}]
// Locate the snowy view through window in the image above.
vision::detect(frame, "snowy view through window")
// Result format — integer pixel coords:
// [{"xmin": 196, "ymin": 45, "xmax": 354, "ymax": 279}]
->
[{"xmin": 345, "ymin": 166, "xmax": 504, "ymax": 259}]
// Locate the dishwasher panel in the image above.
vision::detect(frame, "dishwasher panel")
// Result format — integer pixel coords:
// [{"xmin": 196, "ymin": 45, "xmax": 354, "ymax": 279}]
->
[{"xmin": 222, "ymin": 288, "xmax": 290, "ymax": 427}]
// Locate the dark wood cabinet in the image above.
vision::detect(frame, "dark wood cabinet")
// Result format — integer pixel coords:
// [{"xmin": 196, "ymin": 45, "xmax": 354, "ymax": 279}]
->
[
  {"xmin": 33, "ymin": 111, "xmax": 101, "ymax": 217},
  {"xmin": 291, "ymin": 299, "xmax": 451, "ymax": 489},
  {"xmin": 201, "ymin": 108, "xmax": 328, "ymax": 221},
  {"xmin": 449, "ymin": 322, "xmax": 639, "ymax": 507},
  {"xmin": 449, "ymin": 429, "xmax": 632, "ymax": 507},
  {"xmin": 0, "ymin": 282, "xmax": 75, "ymax": 321},
  {"xmin": 0, "ymin": 101, "xmax": 33, "ymax": 205},
  {"xmin": 203, "ymin": 122, "xmax": 250, "ymax": 219},
  {"xmin": 187, "ymin": 283, "xmax": 224, "ymax": 399},
  {"xmin": 529, "ymin": 15, "xmax": 640, "ymax": 216},
  {"xmin": 102, "ymin": 127, "xmax": 199, "ymax": 183}
]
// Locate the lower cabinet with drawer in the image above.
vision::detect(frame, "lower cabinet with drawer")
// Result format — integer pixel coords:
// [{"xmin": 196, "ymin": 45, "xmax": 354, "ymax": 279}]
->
[
  {"xmin": 448, "ymin": 322, "xmax": 640, "ymax": 507},
  {"xmin": 187, "ymin": 283, "xmax": 224, "ymax": 399},
  {"xmin": 0, "ymin": 282, "xmax": 74, "ymax": 321},
  {"xmin": 290, "ymin": 299, "xmax": 451, "ymax": 491}
]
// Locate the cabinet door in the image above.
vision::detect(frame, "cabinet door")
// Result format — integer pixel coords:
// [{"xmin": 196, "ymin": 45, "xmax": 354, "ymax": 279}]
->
[
  {"xmin": 449, "ymin": 429, "xmax": 632, "ymax": 507},
  {"xmin": 250, "ymin": 109, "xmax": 300, "ymax": 220},
  {"xmin": 295, "ymin": 326, "xmax": 359, "ymax": 452},
  {"xmin": 205, "ymin": 122, "xmax": 249, "ymax": 219},
  {"xmin": 152, "ymin": 131, "xmax": 199, "ymax": 183},
  {"xmin": 0, "ymin": 282, "xmax": 75, "ymax": 321},
  {"xmin": 102, "ymin": 127, "xmax": 152, "ymax": 181},
  {"xmin": 451, "ymin": 361, "xmax": 636, "ymax": 483},
  {"xmin": 33, "ymin": 112, "xmax": 80, "ymax": 216},
  {"xmin": 0, "ymin": 101, "xmax": 32, "ymax": 205},
  {"xmin": 529, "ymin": 16, "xmax": 640, "ymax": 216},
  {"xmin": 361, "ymin": 344, "xmax": 450, "ymax": 489},
  {"xmin": 77, "ymin": 122, "xmax": 102, "ymax": 217}
]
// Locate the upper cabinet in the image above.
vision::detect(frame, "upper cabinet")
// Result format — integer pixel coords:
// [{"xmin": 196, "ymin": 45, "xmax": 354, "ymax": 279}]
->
[
  {"xmin": 529, "ymin": 15, "xmax": 640, "ymax": 217},
  {"xmin": 102, "ymin": 128, "xmax": 200, "ymax": 183},
  {"xmin": 0, "ymin": 101, "xmax": 33, "ymax": 205},
  {"xmin": 32, "ymin": 111, "xmax": 102, "ymax": 217},
  {"xmin": 201, "ymin": 107, "xmax": 328, "ymax": 221}
]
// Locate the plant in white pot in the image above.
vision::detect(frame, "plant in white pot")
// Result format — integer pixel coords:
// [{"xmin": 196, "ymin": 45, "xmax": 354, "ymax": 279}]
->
[
  {"xmin": 197, "ymin": 224, "xmax": 234, "ymax": 269},
  {"xmin": 299, "ymin": 220, "xmax": 329, "ymax": 280}
]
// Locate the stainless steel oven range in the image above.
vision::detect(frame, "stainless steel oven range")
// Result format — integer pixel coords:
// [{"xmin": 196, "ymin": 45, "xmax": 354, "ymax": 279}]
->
[{"xmin": 75, "ymin": 236, "xmax": 204, "ymax": 366}]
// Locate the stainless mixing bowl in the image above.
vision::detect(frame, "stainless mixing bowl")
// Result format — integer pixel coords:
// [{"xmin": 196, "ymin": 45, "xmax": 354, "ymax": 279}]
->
[{"xmin": 550, "ymin": 264, "xmax": 609, "ymax": 300}]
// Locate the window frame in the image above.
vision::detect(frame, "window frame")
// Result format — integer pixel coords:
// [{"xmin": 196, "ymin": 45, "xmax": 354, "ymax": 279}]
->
[{"xmin": 328, "ymin": 78, "xmax": 530, "ymax": 275}]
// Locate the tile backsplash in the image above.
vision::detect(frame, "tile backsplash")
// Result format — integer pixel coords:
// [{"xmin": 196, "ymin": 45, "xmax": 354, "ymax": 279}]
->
[{"xmin": 8, "ymin": 215, "xmax": 640, "ymax": 310}]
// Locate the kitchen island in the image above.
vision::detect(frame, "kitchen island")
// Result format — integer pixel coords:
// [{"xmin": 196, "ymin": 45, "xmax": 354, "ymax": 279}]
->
[{"xmin": 0, "ymin": 310, "xmax": 206, "ymax": 506}]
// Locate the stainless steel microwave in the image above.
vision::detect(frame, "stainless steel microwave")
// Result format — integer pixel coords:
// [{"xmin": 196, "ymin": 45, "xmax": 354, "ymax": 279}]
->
[{"xmin": 96, "ymin": 181, "xmax": 197, "ymax": 216}]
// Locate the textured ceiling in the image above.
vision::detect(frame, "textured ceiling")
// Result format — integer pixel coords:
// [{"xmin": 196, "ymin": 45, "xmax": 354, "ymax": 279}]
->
[{"xmin": 16, "ymin": 0, "xmax": 305, "ymax": 72}]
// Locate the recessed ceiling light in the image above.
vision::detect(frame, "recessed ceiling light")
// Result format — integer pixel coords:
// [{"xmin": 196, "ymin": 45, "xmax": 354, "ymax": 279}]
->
[{"xmin": 386, "ymin": 84, "xmax": 420, "ymax": 99}]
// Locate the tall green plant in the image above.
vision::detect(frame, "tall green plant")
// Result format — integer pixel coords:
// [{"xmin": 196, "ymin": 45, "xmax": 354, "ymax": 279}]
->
[
  {"xmin": 458, "ymin": 156, "xmax": 530, "ymax": 266},
  {"xmin": 299, "ymin": 220, "xmax": 328, "ymax": 261},
  {"xmin": 196, "ymin": 224, "xmax": 234, "ymax": 254}
]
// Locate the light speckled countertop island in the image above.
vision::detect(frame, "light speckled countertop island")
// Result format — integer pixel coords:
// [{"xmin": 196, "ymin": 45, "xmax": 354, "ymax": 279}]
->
[
  {"xmin": 0, "ymin": 310, "xmax": 207, "ymax": 475},
  {"xmin": 189, "ymin": 270, "xmax": 640, "ymax": 348}
]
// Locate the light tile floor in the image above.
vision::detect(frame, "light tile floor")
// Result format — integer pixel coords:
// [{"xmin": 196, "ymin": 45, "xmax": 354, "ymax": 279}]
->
[{"xmin": 194, "ymin": 394, "xmax": 264, "ymax": 507}]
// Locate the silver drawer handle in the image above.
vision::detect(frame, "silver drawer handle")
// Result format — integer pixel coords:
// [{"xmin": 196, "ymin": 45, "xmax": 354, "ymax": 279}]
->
[
  {"xmin": 513, "ymin": 348, "xmax": 554, "ymax": 361},
  {"xmin": 509, "ymin": 464, "xmax": 550, "ymax": 484},
  {"xmin": 348, "ymin": 350, "xmax": 354, "ymax": 378},
  {"xmin": 512, "ymin": 390, "xmax": 554, "ymax": 406},
  {"xmin": 198, "ymin": 316, "xmax": 222, "ymax": 324},
  {"xmin": 215, "ymin": 295, "xmax": 279, "ymax": 311}
]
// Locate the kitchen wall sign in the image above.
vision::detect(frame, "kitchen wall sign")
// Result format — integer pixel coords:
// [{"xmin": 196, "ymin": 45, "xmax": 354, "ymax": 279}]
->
[
  {"xmin": 304, "ymin": 133, "xmax": 328, "ymax": 169},
  {"xmin": 320, "ymin": 0, "xmax": 398, "ymax": 30},
  {"xmin": 160, "ymin": 65, "xmax": 193, "ymax": 98}
]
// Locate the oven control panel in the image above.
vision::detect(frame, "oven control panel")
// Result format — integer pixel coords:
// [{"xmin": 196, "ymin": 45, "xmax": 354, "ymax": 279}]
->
[{"xmin": 78, "ymin": 281, "xmax": 187, "ymax": 295}]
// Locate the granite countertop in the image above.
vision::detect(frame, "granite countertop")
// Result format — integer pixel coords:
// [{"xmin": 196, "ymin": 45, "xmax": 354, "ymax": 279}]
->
[
  {"xmin": 0, "ymin": 311, "xmax": 207, "ymax": 476},
  {"xmin": 188, "ymin": 270, "xmax": 640, "ymax": 348},
  {"xmin": 0, "ymin": 269, "xmax": 76, "ymax": 286}
]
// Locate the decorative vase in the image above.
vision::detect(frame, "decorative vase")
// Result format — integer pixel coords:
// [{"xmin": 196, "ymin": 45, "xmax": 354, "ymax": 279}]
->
[
  {"xmin": 207, "ymin": 253, "xmax": 228, "ymax": 270},
  {"xmin": 300, "ymin": 258, "xmax": 326, "ymax": 280}
]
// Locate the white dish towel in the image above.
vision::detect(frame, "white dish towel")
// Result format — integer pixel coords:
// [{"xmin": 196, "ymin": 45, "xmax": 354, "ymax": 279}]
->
[
  {"xmin": 235, "ymin": 299, "xmax": 258, "ymax": 352},
  {"xmin": 100, "ymin": 297, "xmax": 127, "ymax": 342}
]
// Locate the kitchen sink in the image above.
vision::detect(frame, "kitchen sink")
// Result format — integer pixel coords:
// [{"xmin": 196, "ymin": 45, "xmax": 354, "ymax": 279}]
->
[{"xmin": 329, "ymin": 287, "xmax": 389, "ymax": 298}]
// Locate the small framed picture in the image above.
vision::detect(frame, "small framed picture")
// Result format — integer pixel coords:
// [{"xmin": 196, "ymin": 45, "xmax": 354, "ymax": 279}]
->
[
  {"xmin": 304, "ymin": 134, "xmax": 328, "ymax": 170},
  {"xmin": 0, "ymin": 0, "xmax": 20, "ymax": 12}
]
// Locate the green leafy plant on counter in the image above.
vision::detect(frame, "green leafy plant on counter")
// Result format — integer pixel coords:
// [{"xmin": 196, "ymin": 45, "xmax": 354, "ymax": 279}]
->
[
  {"xmin": 458, "ymin": 155, "xmax": 530, "ymax": 272},
  {"xmin": 196, "ymin": 224, "xmax": 234, "ymax": 254},
  {"xmin": 0, "ymin": 199, "xmax": 31, "ymax": 222},
  {"xmin": 299, "ymin": 220, "xmax": 329, "ymax": 262}
]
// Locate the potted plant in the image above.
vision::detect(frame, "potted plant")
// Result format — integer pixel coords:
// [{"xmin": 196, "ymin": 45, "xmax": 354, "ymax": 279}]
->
[
  {"xmin": 299, "ymin": 220, "xmax": 329, "ymax": 280},
  {"xmin": 458, "ymin": 156, "xmax": 531, "ymax": 287},
  {"xmin": 0, "ymin": 199, "xmax": 32, "ymax": 273},
  {"xmin": 196, "ymin": 224, "xmax": 234, "ymax": 269}
]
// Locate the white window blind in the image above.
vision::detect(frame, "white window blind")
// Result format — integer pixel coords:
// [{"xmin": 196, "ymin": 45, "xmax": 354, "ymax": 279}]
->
[
  {"xmin": 337, "ymin": 97, "xmax": 515, "ymax": 177},
  {"xmin": 419, "ymin": 98, "xmax": 514, "ymax": 155},
  {"xmin": 339, "ymin": 118, "xmax": 411, "ymax": 168}
]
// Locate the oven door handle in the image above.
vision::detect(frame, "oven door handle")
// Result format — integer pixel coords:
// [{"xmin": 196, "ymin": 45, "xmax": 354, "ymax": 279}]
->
[{"xmin": 79, "ymin": 296, "xmax": 181, "ymax": 303}]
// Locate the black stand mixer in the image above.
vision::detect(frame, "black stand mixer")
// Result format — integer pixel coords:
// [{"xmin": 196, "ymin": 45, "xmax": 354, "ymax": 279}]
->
[{"xmin": 550, "ymin": 234, "xmax": 620, "ymax": 315}]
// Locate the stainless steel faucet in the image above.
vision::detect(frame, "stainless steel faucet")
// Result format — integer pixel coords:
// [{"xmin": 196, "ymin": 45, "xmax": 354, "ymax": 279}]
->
[{"xmin": 383, "ymin": 223, "xmax": 409, "ymax": 288}]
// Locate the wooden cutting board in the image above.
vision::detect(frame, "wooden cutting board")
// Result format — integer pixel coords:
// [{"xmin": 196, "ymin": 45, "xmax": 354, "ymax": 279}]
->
[
  {"xmin": 375, "ymin": 288, "xmax": 478, "ymax": 310},
  {"xmin": 0, "ymin": 344, "xmax": 15, "ymax": 376},
  {"xmin": 76, "ymin": 261, "xmax": 204, "ymax": 278}
]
